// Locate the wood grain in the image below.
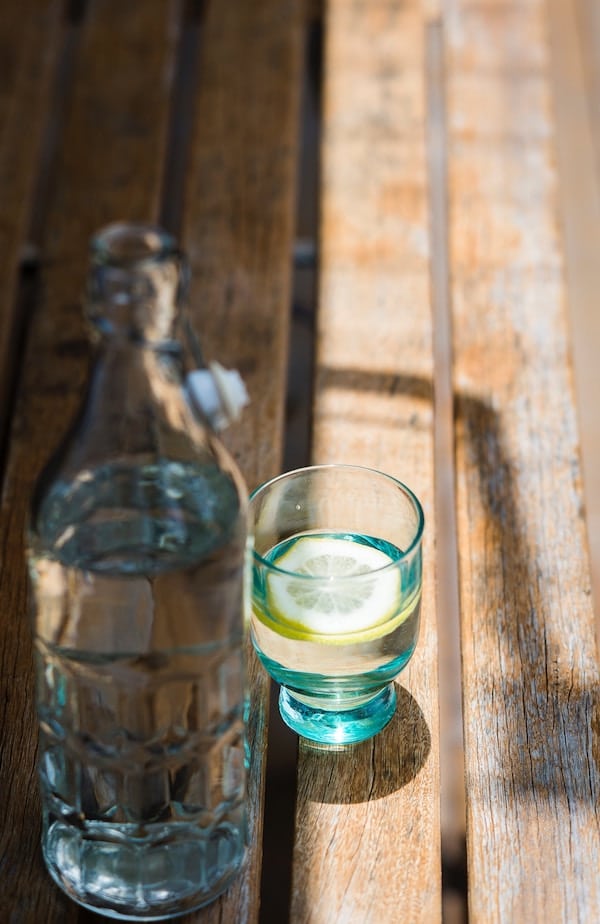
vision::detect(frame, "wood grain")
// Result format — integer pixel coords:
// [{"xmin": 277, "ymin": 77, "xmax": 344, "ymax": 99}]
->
[
  {"xmin": 291, "ymin": 1, "xmax": 440, "ymax": 921},
  {"xmin": 0, "ymin": 0, "xmax": 63, "ymax": 453},
  {"xmin": 556, "ymin": 0, "xmax": 600, "ymax": 628},
  {"xmin": 182, "ymin": 0, "xmax": 303, "ymax": 493},
  {"xmin": 446, "ymin": 0, "xmax": 600, "ymax": 919},
  {"xmin": 180, "ymin": 1, "xmax": 304, "ymax": 920},
  {"xmin": 0, "ymin": 1, "xmax": 303, "ymax": 921},
  {"xmin": 0, "ymin": 3, "xmax": 180, "ymax": 920}
]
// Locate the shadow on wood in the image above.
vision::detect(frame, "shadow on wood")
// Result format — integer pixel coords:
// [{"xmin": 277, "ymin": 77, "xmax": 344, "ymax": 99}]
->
[{"xmin": 297, "ymin": 685, "xmax": 431, "ymax": 805}]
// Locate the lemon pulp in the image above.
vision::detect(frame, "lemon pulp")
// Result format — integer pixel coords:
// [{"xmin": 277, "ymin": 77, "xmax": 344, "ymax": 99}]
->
[{"xmin": 260, "ymin": 533, "xmax": 410, "ymax": 644}]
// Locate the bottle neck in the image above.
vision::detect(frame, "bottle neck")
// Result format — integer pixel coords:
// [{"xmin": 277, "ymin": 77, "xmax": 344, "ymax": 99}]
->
[
  {"xmin": 79, "ymin": 336, "xmax": 206, "ymax": 464},
  {"xmin": 87, "ymin": 223, "xmax": 187, "ymax": 345}
]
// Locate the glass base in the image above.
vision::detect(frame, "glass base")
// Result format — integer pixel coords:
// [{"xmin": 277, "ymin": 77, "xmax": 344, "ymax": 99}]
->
[
  {"xmin": 42, "ymin": 817, "xmax": 245, "ymax": 921},
  {"xmin": 278, "ymin": 683, "xmax": 396, "ymax": 745}
]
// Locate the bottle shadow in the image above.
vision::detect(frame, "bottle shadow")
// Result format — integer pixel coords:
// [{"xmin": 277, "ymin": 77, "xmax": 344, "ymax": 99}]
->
[{"xmin": 297, "ymin": 684, "xmax": 430, "ymax": 804}]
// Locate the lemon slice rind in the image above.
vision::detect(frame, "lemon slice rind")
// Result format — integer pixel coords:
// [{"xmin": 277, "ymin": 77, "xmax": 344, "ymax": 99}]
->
[{"xmin": 254, "ymin": 587, "xmax": 418, "ymax": 645}]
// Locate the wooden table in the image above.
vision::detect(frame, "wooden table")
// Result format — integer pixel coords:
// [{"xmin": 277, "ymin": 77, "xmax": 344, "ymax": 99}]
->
[{"xmin": 2, "ymin": 1, "xmax": 600, "ymax": 921}]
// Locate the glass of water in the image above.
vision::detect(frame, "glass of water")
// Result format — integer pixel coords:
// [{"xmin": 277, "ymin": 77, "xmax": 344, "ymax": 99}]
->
[{"xmin": 249, "ymin": 464, "xmax": 424, "ymax": 745}]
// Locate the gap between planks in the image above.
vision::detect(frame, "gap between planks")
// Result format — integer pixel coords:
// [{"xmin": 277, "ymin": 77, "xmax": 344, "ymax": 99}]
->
[{"xmin": 425, "ymin": 16, "xmax": 468, "ymax": 924}]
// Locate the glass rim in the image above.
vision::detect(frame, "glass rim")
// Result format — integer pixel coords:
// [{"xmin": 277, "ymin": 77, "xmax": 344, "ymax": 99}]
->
[
  {"xmin": 249, "ymin": 463, "xmax": 424, "ymax": 580},
  {"xmin": 90, "ymin": 222, "xmax": 181, "ymax": 267}
]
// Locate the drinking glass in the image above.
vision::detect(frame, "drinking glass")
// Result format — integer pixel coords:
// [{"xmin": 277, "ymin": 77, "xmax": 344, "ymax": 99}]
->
[{"xmin": 249, "ymin": 464, "xmax": 424, "ymax": 745}]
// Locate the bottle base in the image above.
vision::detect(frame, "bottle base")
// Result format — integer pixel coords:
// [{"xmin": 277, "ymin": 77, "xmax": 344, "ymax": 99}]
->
[
  {"xmin": 43, "ymin": 818, "xmax": 246, "ymax": 920},
  {"xmin": 279, "ymin": 682, "xmax": 396, "ymax": 745}
]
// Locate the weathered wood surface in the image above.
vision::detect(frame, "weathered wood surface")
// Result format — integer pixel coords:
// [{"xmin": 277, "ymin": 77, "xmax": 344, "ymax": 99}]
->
[
  {"xmin": 0, "ymin": 0, "xmax": 63, "ymax": 455},
  {"xmin": 447, "ymin": 0, "xmax": 600, "ymax": 920},
  {"xmin": 2, "ymin": 0, "xmax": 600, "ymax": 922},
  {"xmin": 291, "ymin": 2, "xmax": 440, "ymax": 921},
  {"xmin": 0, "ymin": 3, "xmax": 181, "ymax": 921},
  {"xmin": 551, "ymin": 0, "xmax": 600, "ymax": 620},
  {"xmin": 180, "ymin": 1, "xmax": 304, "ymax": 920},
  {"xmin": 0, "ymin": 1, "xmax": 302, "ymax": 922},
  {"xmin": 182, "ymin": 0, "xmax": 303, "ymax": 493}
]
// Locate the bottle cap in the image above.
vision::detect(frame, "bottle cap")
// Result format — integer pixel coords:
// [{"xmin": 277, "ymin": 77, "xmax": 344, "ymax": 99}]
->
[{"xmin": 187, "ymin": 362, "xmax": 249, "ymax": 431}]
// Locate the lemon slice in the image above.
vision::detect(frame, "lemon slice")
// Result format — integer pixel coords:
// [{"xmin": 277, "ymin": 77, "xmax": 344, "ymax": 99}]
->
[{"xmin": 264, "ymin": 534, "xmax": 402, "ymax": 640}]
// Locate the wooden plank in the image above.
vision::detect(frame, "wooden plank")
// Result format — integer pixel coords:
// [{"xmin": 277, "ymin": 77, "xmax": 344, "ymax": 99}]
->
[
  {"xmin": 560, "ymin": 0, "xmax": 600, "ymax": 622},
  {"xmin": 291, "ymin": 2, "xmax": 440, "ymax": 921},
  {"xmin": 0, "ymin": 3, "xmax": 181, "ymax": 920},
  {"xmin": 180, "ymin": 2, "xmax": 304, "ymax": 920},
  {"xmin": 0, "ymin": 0, "xmax": 63, "ymax": 453},
  {"xmin": 182, "ymin": 0, "xmax": 303, "ymax": 491},
  {"xmin": 446, "ymin": 0, "xmax": 600, "ymax": 919}
]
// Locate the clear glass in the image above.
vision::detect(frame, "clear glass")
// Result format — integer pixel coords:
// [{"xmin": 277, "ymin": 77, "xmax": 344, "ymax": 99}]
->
[
  {"xmin": 250, "ymin": 464, "xmax": 424, "ymax": 745},
  {"xmin": 27, "ymin": 224, "xmax": 248, "ymax": 920}
]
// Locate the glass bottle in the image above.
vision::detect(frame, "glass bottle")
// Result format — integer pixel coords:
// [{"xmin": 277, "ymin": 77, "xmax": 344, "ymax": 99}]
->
[{"xmin": 27, "ymin": 223, "xmax": 249, "ymax": 920}]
